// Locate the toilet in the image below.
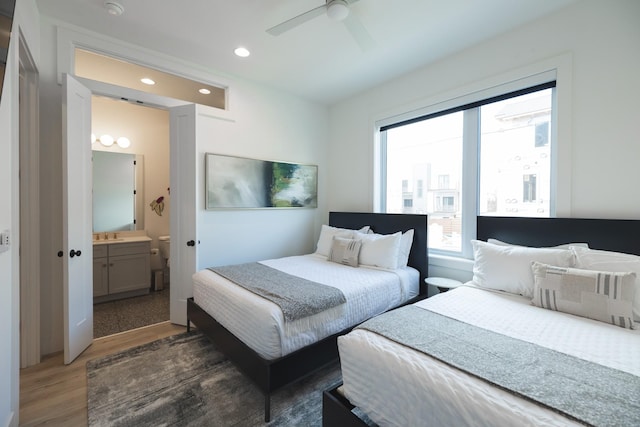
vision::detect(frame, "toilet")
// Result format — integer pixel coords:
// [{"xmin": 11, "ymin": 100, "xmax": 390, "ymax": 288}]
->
[{"xmin": 158, "ymin": 235, "xmax": 170, "ymax": 267}]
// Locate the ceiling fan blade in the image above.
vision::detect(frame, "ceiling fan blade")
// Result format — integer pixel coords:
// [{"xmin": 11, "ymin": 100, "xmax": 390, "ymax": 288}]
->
[
  {"xmin": 266, "ymin": 5, "xmax": 326, "ymax": 36},
  {"xmin": 343, "ymin": 14, "xmax": 375, "ymax": 51}
]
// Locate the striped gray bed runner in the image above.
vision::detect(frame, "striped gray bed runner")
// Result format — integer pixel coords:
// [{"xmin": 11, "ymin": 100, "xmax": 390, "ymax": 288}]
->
[
  {"xmin": 357, "ymin": 305, "xmax": 639, "ymax": 427},
  {"xmin": 208, "ymin": 262, "xmax": 346, "ymax": 321}
]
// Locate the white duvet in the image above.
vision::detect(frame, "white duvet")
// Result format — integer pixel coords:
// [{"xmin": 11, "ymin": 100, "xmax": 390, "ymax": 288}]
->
[
  {"xmin": 338, "ymin": 285, "xmax": 640, "ymax": 427},
  {"xmin": 192, "ymin": 253, "xmax": 419, "ymax": 360}
]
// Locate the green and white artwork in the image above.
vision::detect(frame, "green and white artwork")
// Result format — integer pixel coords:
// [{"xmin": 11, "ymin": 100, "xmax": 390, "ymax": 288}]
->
[{"xmin": 205, "ymin": 153, "xmax": 318, "ymax": 209}]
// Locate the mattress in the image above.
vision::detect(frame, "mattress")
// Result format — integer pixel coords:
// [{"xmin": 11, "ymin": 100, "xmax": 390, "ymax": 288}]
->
[
  {"xmin": 192, "ymin": 253, "xmax": 419, "ymax": 359},
  {"xmin": 338, "ymin": 285, "xmax": 640, "ymax": 427}
]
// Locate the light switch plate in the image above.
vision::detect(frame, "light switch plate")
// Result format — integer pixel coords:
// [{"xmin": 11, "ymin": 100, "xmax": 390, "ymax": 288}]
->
[{"xmin": 0, "ymin": 230, "xmax": 10, "ymax": 253}]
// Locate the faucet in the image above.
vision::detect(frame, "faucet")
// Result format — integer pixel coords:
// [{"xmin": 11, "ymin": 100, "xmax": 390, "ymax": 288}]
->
[{"xmin": 104, "ymin": 232, "xmax": 109, "ymax": 240}]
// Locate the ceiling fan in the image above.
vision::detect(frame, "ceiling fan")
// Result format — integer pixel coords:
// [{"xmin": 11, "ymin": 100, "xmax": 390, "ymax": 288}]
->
[{"xmin": 266, "ymin": 0, "xmax": 375, "ymax": 51}]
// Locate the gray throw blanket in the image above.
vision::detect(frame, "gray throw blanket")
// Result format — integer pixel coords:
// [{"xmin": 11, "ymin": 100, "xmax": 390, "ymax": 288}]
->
[
  {"xmin": 357, "ymin": 305, "xmax": 640, "ymax": 427},
  {"xmin": 209, "ymin": 262, "xmax": 346, "ymax": 322}
]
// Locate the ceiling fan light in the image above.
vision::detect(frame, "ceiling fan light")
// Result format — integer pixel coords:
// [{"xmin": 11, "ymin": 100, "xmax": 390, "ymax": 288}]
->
[
  {"xmin": 104, "ymin": 1, "xmax": 124, "ymax": 16},
  {"xmin": 327, "ymin": 0, "xmax": 349, "ymax": 21}
]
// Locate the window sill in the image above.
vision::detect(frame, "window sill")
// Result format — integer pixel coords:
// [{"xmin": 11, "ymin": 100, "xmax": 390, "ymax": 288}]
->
[{"xmin": 428, "ymin": 253, "xmax": 473, "ymax": 272}]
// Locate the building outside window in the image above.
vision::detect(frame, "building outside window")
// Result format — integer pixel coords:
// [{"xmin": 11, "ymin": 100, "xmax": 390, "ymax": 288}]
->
[
  {"xmin": 380, "ymin": 82, "xmax": 555, "ymax": 255},
  {"xmin": 523, "ymin": 174, "xmax": 537, "ymax": 203},
  {"xmin": 438, "ymin": 175, "xmax": 450, "ymax": 189}
]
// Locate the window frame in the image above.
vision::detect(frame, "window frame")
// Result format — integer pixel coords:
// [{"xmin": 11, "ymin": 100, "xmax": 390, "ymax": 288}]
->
[{"xmin": 377, "ymin": 77, "xmax": 558, "ymax": 260}]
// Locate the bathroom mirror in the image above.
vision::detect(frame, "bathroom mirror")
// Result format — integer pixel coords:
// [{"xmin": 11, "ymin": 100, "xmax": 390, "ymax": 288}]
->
[{"xmin": 93, "ymin": 151, "xmax": 144, "ymax": 232}]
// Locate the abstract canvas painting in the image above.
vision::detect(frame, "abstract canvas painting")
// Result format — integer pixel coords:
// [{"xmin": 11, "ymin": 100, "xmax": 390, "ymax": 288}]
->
[{"xmin": 205, "ymin": 153, "xmax": 318, "ymax": 209}]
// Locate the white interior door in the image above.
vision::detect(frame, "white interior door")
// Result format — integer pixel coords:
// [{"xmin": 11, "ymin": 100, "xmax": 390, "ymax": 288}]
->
[
  {"xmin": 169, "ymin": 104, "xmax": 198, "ymax": 325},
  {"xmin": 62, "ymin": 74, "xmax": 93, "ymax": 364}
]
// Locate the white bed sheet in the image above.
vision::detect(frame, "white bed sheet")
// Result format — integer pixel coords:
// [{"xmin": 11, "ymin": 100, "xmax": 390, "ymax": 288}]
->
[
  {"xmin": 338, "ymin": 285, "xmax": 640, "ymax": 427},
  {"xmin": 192, "ymin": 253, "xmax": 419, "ymax": 360}
]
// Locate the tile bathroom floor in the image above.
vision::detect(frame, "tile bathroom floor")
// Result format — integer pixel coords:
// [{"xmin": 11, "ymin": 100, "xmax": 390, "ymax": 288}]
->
[{"xmin": 94, "ymin": 286, "xmax": 170, "ymax": 338}]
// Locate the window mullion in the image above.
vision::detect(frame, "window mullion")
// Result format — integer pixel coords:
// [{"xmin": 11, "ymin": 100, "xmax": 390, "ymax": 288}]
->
[
  {"xmin": 378, "ymin": 130, "xmax": 388, "ymax": 211},
  {"xmin": 461, "ymin": 108, "xmax": 479, "ymax": 259}
]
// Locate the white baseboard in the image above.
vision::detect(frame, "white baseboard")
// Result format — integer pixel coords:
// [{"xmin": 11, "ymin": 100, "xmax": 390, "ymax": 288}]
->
[{"xmin": 3, "ymin": 410, "xmax": 17, "ymax": 427}]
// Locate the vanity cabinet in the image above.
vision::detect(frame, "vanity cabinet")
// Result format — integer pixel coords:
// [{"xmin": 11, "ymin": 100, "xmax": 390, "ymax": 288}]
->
[
  {"xmin": 93, "ymin": 245, "xmax": 109, "ymax": 297},
  {"xmin": 93, "ymin": 240, "xmax": 151, "ymax": 302}
]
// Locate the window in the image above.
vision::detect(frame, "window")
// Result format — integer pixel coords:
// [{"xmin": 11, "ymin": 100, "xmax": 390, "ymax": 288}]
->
[
  {"xmin": 74, "ymin": 49, "xmax": 226, "ymax": 109},
  {"xmin": 523, "ymin": 174, "xmax": 537, "ymax": 203},
  {"xmin": 417, "ymin": 180, "xmax": 423, "ymax": 198},
  {"xmin": 379, "ymin": 81, "xmax": 555, "ymax": 256},
  {"xmin": 438, "ymin": 175, "xmax": 450, "ymax": 189},
  {"xmin": 443, "ymin": 196, "xmax": 455, "ymax": 211}
]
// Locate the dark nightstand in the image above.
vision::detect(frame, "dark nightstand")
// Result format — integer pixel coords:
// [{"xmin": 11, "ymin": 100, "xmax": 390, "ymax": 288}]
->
[{"xmin": 425, "ymin": 277, "xmax": 463, "ymax": 293}]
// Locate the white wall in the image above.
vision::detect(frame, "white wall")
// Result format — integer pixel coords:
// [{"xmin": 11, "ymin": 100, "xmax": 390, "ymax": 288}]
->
[
  {"xmin": 196, "ymin": 79, "xmax": 328, "ymax": 268},
  {"xmin": 328, "ymin": 0, "xmax": 640, "ymax": 278},
  {"xmin": 37, "ymin": 20, "xmax": 329, "ymax": 355},
  {"xmin": 0, "ymin": 1, "xmax": 40, "ymax": 424}
]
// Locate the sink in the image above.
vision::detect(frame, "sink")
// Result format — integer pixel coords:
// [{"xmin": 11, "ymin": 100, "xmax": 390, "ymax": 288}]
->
[
  {"xmin": 93, "ymin": 235, "xmax": 152, "ymax": 244},
  {"xmin": 93, "ymin": 236, "xmax": 125, "ymax": 243}
]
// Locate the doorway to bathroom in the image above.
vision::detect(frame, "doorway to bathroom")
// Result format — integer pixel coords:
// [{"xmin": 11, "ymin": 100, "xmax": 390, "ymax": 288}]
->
[
  {"xmin": 91, "ymin": 95, "xmax": 171, "ymax": 338},
  {"xmin": 62, "ymin": 40, "xmax": 221, "ymax": 361}
]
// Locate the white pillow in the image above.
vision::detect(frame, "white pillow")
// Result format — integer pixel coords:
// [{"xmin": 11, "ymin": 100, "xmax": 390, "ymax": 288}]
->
[
  {"xmin": 487, "ymin": 238, "xmax": 589, "ymax": 249},
  {"xmin": 358, "ymin": 231, "xmax": 402, "ymax": 270},
  {"xmin": 531, "ymin": 262, "xmax": 636, "ymax": 329},
  {"xmin": 315, "ymin": 225, "xmax": 369, "ymax": 257},
  {"xmin": 471, "ymin": 240, "xmax": 575, "ymax": 298},
  {"xmin": 397, "ymin": 229, "xmax": 414, "ymax": 268},
  {"xmin": 572, "ymin": 246, "xmax": 640, "ymax": 323}
]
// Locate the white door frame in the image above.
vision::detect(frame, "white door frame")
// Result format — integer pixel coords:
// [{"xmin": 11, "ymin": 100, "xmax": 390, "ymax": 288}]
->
[
  {"xmin": 18, "ymin": 33, "xmax": 41, "ymax": 368},
  {"xmin": 76, "ymin": 77, "xmax": 192, "ymax": 326}
]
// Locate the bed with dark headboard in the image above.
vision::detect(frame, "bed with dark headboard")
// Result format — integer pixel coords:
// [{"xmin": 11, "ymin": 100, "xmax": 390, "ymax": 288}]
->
[
  {"xmin": 187, "ymin": 211, "xmax": 428, "ymax": 422},
  {"xmin": 329, "ymin": 211, "xmax": 429, "ymax": 293},
  {"xmin": 476, "ymin": 216, "xmax": 640, "ymax": 255},
  {"xmin": 325, "ymin": 216, "xmax": 640, "ymax": 427}
]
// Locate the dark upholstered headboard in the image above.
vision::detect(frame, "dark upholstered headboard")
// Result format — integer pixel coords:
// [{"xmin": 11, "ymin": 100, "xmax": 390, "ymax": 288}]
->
[
  {"xmin": 329, "ymin": 212, "xmax": 428, "ymax": 294},
  {"xmin": 477, "ymin": 216, "xmax": 640, "ymax": 256}
]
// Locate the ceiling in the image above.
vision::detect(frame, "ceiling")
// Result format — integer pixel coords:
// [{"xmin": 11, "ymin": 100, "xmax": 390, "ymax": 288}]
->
[{"xmin": 36, "ymin": 0, "xmax": 578, "ymax": 105}]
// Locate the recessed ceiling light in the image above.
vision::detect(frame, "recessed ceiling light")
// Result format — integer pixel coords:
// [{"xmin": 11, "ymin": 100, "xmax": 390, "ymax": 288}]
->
[
  {"xmin": 140, "ymin": 78, "xmax": 156, "ymax": 85},
  {"xmin": 234, "ymin": 47, "xmax": 250, "ymax": 58},
  {"xmin": 199, "ymin": 88, "xmax": 211, "ymax": 95}
]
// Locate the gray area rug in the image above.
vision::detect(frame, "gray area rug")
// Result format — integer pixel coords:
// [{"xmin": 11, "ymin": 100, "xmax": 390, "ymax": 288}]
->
[{"xmin": 87, "ymin": 331, "xmax": 342, "ymax": 426}]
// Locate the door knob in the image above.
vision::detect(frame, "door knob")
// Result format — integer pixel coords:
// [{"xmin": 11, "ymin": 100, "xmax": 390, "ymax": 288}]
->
[
  {"xmin": 69, "ymin": 249, "xmax": 82, "ymax": 258},
  {"xmin": 186, "ymin": 240, "xmax": 195, "ymax": 247}
]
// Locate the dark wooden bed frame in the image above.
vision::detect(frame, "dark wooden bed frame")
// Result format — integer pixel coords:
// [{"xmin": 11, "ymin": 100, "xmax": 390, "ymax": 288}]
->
[
  {"xmin": 186, "ymin": 211, "xmax": 428, "ymax": 422},
  {"xmin": 322, "ymin": 215, "xmax": 640, "ymax": 426}
]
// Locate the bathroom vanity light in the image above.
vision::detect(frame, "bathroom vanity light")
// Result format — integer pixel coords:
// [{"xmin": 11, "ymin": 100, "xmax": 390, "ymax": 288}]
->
[{"xmin": 92, "ymin": 133, "xmax": 131, "ymax": 148}]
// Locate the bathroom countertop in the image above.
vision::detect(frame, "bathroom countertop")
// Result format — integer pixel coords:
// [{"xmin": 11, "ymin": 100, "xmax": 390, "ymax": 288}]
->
[{"xmin": 93, "ymin": 235, "xmax": 152, "ymax": 245}]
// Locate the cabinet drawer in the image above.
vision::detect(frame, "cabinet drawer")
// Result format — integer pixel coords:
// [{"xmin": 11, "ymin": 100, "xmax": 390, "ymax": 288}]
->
[
  {"xmin": 93, "ymin": 245, "xmax": 108, "ymax": 258},
  {"xmin": 108, "ymin": 241, "xmax": 150, "ymax": 257}
]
